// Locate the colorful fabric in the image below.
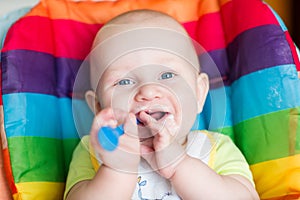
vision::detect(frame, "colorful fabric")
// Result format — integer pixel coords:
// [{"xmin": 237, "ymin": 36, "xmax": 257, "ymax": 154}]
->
[
  {"xmin": 64, "ymin": 131, "xmax": 254, "ymax": 199},
  {"xmin": 0, "ymin": 0, "xmax": 299, "ymax": 199}
]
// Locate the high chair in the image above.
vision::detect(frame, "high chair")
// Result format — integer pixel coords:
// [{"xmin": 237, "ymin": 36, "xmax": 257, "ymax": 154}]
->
[{"xmin": 0, "ymin": 0, "xmax": 299, "ymax": 199}]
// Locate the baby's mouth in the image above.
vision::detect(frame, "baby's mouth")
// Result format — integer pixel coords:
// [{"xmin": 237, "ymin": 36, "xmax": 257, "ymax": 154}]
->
[
  {"xmin": 137, "ymin": 111, "xmax": 171, "ymax": 142},
  {"xmin": 137, "ymin": 111, "xmax": 169, "ymax": 125},
  {"xmin": 148, "ymin": 111, "xmax": 167, "ymax": 121}
]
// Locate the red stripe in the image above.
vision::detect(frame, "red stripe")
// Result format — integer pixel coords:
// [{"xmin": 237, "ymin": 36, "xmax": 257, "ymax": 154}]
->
[
  {"xmin": 285, "ymin": 32, "xmax": 300, "ymax": 72},
  {"xmin": 2, "ymin": 17, "xmax": 54, "ymax": 55},
  {"xmin": 2, "ymin": 2, "xmax": 287, "ymax": 59},
  {"xmin": 2, "ymin": 16, "xmax": 102, "ymax": 60},
  {"xmin": 187, "ymin": 12, "xmax": 226, "ymax": 51},
  {"xmin": 220, "ymin": 0, "xmax": 279, "ymax": 43},
  {"xmin": 3, "ymin": 149, "xmax": 17, "ymax": 194},
  {"xmin": 2, "ymin": 14, "xmax": 228, "ymax": 60}
]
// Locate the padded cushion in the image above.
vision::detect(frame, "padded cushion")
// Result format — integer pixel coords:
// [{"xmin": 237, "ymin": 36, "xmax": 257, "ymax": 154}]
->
[{"xmin": 1, "ymin": 0, "xmax": 300, "ymax": 199}]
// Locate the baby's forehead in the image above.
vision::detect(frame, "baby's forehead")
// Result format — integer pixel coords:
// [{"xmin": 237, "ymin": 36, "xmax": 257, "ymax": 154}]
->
[
  {"xmin": 102, "ymin": 49, "xmax": 196, "ymax": 71},
  {"xmin": 89, "ymin": 11, "xmax": 200, "ymax": 90},
  {"xmin": 90, "ymin": 32, "xmax": 199, "ymax": 89},
  {"xmin": 91, "ymin": 44, "xmax": 199, "ymax": 79}
]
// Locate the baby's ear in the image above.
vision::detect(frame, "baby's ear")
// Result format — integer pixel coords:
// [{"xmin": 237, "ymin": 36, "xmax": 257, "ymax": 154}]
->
[
  {"xmin": 85, "ymin": 90, "xmax": 101, "ymax": 114},
  {"xmin": 196, "ymin": 73, "xmax": 209, "ymax": 113}
]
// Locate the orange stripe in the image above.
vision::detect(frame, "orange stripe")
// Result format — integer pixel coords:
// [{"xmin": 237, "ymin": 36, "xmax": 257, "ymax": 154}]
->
[
  {"xmin": 219, "ymin": 0, "xmax": 231, "ymax": 5},
  {"xmin": 250, "ymin": 155, "xmax": 300, "ymax": 199},
  {"xmin": 265, "ymin": 194, "xmax": 300, "ymax": 200},
  {"xmin": 26, "ymin": 0, "xmax": 226, "ymax": 24}
]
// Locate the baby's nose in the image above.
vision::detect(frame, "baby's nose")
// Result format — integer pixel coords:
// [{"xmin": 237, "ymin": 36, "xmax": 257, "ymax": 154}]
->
[{"xmin": 135, "ymin": 84, "xmax": 163, "ymax": 101}]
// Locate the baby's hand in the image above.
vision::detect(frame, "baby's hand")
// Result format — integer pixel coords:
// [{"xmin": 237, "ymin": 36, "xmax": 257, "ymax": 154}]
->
[
  {"xmin": 90, "ymin": 108, "xmax": 140, "ymax": 173},
  {"xmin": 139, "ymin": 111, "xmax": 185, "ymax": 179}
]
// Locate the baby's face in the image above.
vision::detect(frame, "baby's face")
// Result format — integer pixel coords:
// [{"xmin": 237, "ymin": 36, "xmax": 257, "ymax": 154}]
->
[{"xmin": 93, "ymin": 49, "xmax": 205, "ymax": 143}]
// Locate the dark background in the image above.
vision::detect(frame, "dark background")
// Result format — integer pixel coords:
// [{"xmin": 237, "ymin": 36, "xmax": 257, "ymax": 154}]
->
[
  {"xmin": 291, "ymin": 0, "xmax": 300, "ymax": 47},
  {"xmin": 266, "ymin": 0, "xmax": 299, "ymax": 47}
]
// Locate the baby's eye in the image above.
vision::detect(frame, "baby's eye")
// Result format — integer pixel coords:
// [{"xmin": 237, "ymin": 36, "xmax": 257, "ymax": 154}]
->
[
  {"xmin": 116, "ymin": 79, "xmax": 135, "ymax": 86},
  {"xmin": 160, "ymin": 72, "xmax": 176, "ymax": 80}
]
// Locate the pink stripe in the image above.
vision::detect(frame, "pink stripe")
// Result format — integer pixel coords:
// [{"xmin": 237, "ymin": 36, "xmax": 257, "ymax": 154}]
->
[
  {"xmin": 185, "ymin": 12, "xmax": 226, "ymax": 51},
  {"xmin": 285, "ymin": 32, "xmax": 300, "ymax": 71},
  {"xmin": 221, "ymin": 0, "xmax": 279, "ymax": 43}
]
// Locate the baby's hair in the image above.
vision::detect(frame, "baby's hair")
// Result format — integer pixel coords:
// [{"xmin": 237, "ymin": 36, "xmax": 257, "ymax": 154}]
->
[{"xmin": 92, "ymin": 9, "xmax": 189, "ymax": 49}]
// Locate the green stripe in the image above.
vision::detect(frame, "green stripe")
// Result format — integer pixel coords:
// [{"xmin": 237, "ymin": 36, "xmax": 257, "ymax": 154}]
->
[
  {"xmin": 289, "ymin": 108, "xmax": 300, "ymax": 155},
  {"xmin": 8, "ymin": 137, "xmax": 66, "ymax": 183},
  {"xmin": 234, "ymin": 107, "xmax": 300, "ymax": 165},
  {"xmin": 215, "ymin": 126, "xmax": 234, "ymax": 142},
  {"xmin": 63, "ymin": 138, "xmax": 80, "ymax": 171}
]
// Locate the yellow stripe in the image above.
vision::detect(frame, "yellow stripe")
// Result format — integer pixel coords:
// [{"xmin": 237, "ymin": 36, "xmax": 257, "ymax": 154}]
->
[
  {"xmin": 89, "ymin": 140, "xmax": 101, "ymax": 171},
  {"xmin": 250, "ymin": 154, "xmax": 300, "ymax": 199},
  {"xmin": 12, "ymin": 193, "xmax": 21, "ymax": 200},
  {"xmin": 200, "ymin": 130, "xmax": 217, "ymax": 167},
  {"xmin": 25, "ymin": 0, "xmax": 229, "ymax": 24},
  {"xmin": 14, "ymin": 182, "xmax": 65, "ymax": 200}
]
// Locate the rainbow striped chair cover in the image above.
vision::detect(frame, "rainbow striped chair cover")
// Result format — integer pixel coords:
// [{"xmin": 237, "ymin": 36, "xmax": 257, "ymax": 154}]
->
[{"xmin": 1, "ymin": 0, "xmax": 299, "ymax": 199}]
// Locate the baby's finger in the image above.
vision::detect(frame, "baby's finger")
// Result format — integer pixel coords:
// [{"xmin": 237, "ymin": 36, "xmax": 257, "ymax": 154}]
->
[
  {"xmin": 139, "ymin": 111, "xmax": 178, "ymax": 138},
  {"xmin": 90, "ymin": 108, "xmax": 130, "ymax": 149},
  {"xmin": 138, "ymin": 111, "xmax": 163, "ymax": 136},
  {"xmin": 90, "ymin": 108, "xmax": 116, "ymax": 143},
  {"xmin": 91, "ymin": 108, "xmax": 110, "ymax": 127},
  {"xmin": 123, "ymin": 113, "xmax": 139, "ymax": 138},
  {"xmin": 163, "ymin": 115, "xmax": 179, "ymax": 137}
]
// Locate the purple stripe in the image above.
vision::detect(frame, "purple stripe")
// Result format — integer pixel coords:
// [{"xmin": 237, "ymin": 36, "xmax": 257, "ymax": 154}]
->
[
  {"xmin": 2, "ymin": 48, "xmax": 231, "ymax": 96},
  {"xmin": 200, "ymin": 49, "xmax": 230, "ymax": 88},
  {"xmin": 227, "ymin": 24, "xmax": 294, "ymax": 82},
  {"xmin": 1, "ymin": 50, "xmax": 89, "ymax": 97}
]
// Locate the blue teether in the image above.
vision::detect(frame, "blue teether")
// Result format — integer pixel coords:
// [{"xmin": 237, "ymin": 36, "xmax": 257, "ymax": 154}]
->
[
  {"xmin": 98, "ymin": 119, "xmax": 140, "ymax": 151},
  {"xmin": 98, "ymin": 125, "xmax": 124, "ymax": 151}
]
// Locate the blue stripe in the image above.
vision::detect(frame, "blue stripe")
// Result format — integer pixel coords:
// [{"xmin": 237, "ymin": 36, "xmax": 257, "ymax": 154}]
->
[
  {"xmin": 3, "ymin": 93, "xmax": 79, "ymax": 139},
  {"xmin": 198, "ymin": 86, "xmax": 232, "ymax": 130},
  {"xmin": 60, "ymin": 98, "xmax": 82, "ymax": 139},
  {"xmin": 6, "ymin": 92, "xmax": 234, "ymax": 139},
  {"xmin": 231, "ymin": 64, "xmax": 300, "ymax": 124},
  {"xmin": 72, "ymin": 99, "xmax": 94, "ymax": 137}
]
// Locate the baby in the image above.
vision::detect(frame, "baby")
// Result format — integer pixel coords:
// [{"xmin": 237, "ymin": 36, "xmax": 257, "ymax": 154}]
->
[{"xmin": 65, "ymin": 9, "xmax": 259, "ymax": 200}]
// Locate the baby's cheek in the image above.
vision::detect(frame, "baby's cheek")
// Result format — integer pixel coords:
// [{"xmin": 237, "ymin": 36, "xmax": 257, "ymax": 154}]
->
[{"xmin": 108, "ymin": 90, "xmax": 132, "ymax": 110}]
